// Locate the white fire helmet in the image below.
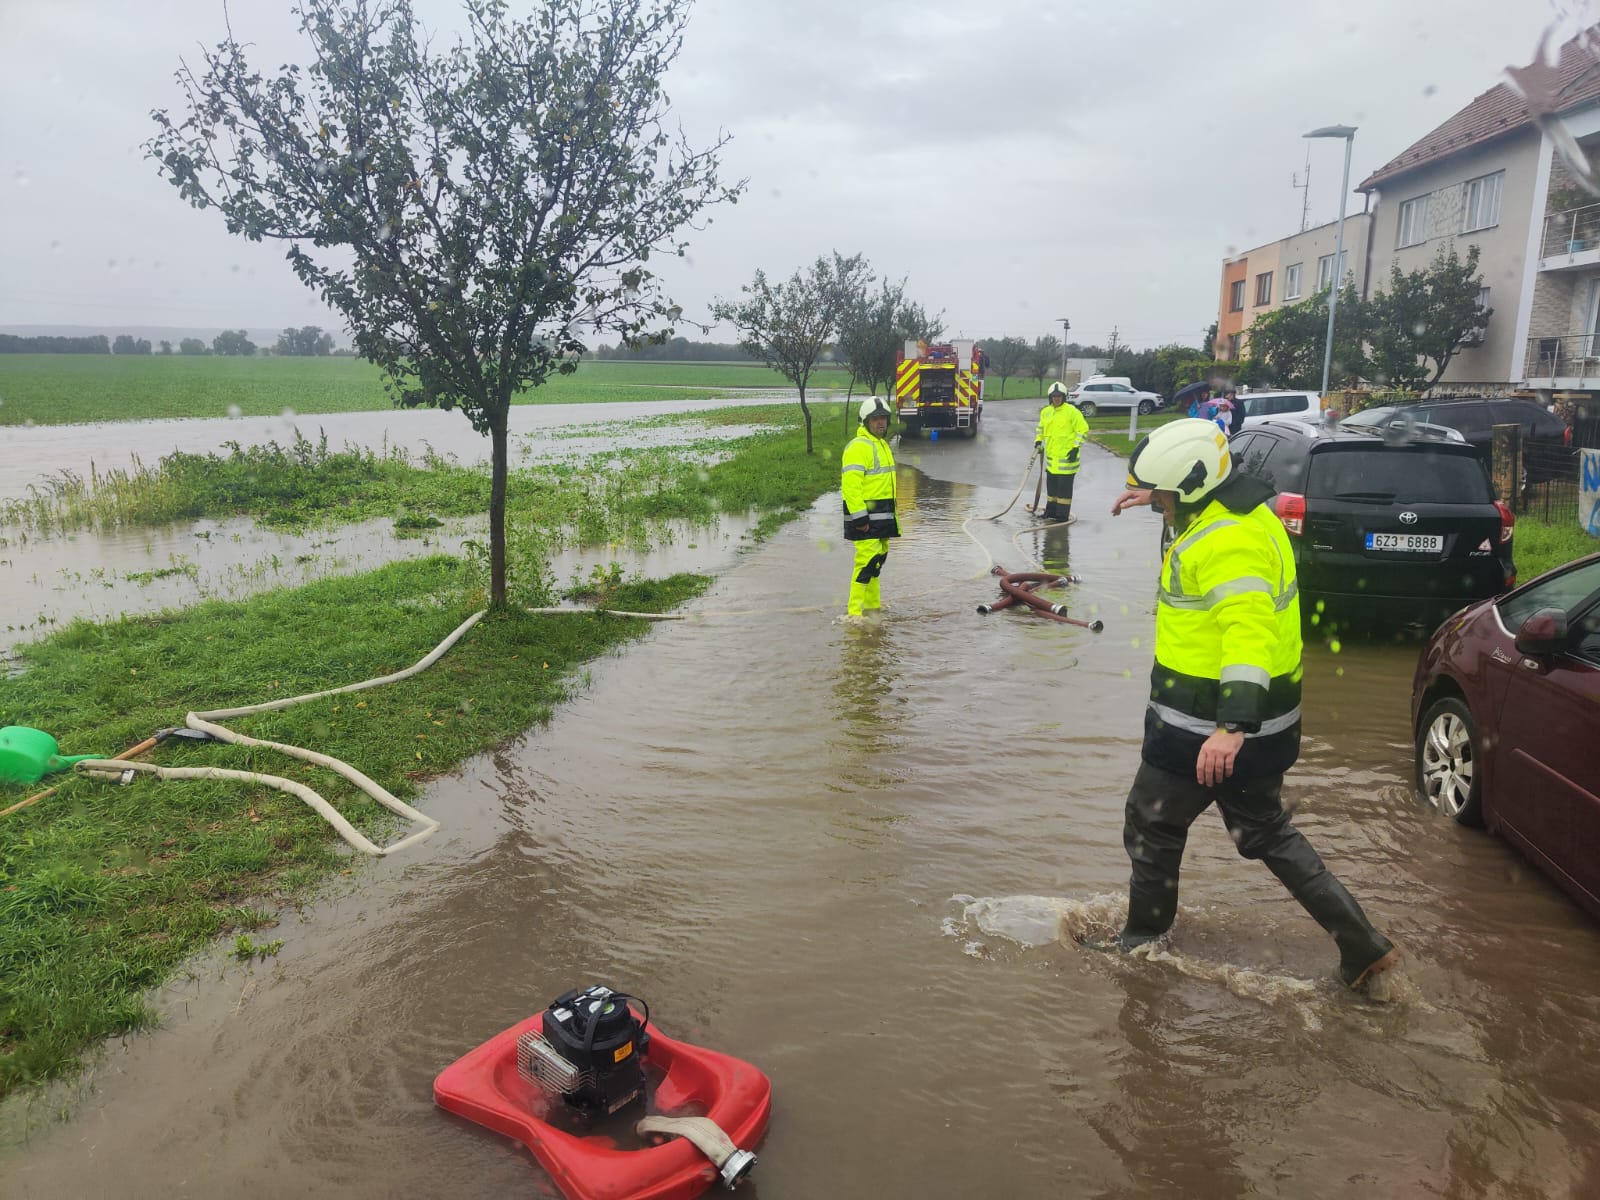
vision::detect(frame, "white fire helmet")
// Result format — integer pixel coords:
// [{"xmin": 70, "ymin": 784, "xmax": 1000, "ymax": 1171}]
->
[
  {"xmin": 1127, "ymin": 418, "xmax": 1232, "ymax": 504},
  {"xmin": 1046, "ymin": 381, "xmax": 1069, "ymax": 400},
  {"xmin": 858, "ymin": 396, "xmax": 892, "ymax": 424}
]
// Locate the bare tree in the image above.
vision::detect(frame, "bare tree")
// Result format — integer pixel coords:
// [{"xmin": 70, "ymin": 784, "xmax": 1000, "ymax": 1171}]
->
[
  {"xmin": 985, "ymin": 336, "xmax": 1029, "ymax": 397},
  {"xmin": 711, "ymin": 251, "xmax": 870, "ymax": 453},
  {"xmin": 1028, "ymin": 334, "xmax": 1062, "ymax": 395},
  {"xmin": 148, "ymin": 0, "xmax": 741, "ymax": 604}
]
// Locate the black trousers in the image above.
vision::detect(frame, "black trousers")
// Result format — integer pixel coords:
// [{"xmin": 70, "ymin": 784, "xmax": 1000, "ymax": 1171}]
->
[
  {"xmin": 1119, "ymin": 762, "xmax": 1389, "ymax": 966},
  {"xmin": 1043, "ymin": 469, "xmax": 1076, "ymax": 518}
]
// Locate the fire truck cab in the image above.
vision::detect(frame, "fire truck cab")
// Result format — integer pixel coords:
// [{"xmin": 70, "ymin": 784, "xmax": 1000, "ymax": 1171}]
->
[{"xmin": 894, "ymin": 339, "xmax": 985, "ymax": 439}]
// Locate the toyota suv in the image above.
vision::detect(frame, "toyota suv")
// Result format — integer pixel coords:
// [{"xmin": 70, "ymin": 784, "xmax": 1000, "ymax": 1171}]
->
[{"xmin": 1229, "ymin": 419, "xmax": 1516, "ymax": 626}]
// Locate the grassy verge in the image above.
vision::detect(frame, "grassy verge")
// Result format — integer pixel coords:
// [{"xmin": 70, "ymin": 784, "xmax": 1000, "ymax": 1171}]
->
[
  {"xmin": 0, "ymin": 355, "xmax": 858, "ymax": 426},
  {"xmin": 1515, "ymin": 513, "xmax": 1600, "ymax": 580},
  {"xmin": 1082, "ymin": 410, "xmax": 1187, "ymax": 457},
  {"xmin": 0, "ymin": 404, "xmax": 850, "ymax": 1096}
]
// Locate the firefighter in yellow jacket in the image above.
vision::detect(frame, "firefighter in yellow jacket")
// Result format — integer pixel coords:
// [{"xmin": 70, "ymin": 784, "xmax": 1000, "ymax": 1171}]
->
[
  {"xmin": 841, "ymin": 396, "xmax": 900, "ymax": 616},
  {"xmin": 1034, "ymin": 382, "xmax": 1089, "ymax": 521},
  {"xmin": 1095, "ymin": 419, "xmax": 1400, "ymax": 991}
]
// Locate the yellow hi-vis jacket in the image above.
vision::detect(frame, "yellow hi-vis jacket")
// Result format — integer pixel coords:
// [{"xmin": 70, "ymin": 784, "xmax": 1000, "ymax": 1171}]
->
[
  {"xmin": 1035, "ymin": 402, "xmax": 1089, "ymax": 475},
  {"xmin": 841, "ymin": 428, "xmax": 900, "ymax": 541},
  {"xmin": 1144, "ymin": 476, "xmax": 1304, "ymax": 780}
]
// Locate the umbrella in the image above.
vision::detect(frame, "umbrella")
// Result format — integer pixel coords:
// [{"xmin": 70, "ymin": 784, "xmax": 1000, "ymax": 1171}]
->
[{"xmin": 1171, "ymin": 381, "xmax": 1211, "ymax": 414}]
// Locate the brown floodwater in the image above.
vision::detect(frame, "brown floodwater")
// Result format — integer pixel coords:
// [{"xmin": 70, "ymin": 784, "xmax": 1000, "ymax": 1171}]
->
[{"xmin": 4, "ymin": 400, "xmax": 1599, "ymax": 1199}]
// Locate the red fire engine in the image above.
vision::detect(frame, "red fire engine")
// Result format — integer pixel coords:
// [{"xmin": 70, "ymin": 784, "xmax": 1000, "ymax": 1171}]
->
[{"xmin": 894, "ymin": 339, "xmax": 986, "ymax": 439}]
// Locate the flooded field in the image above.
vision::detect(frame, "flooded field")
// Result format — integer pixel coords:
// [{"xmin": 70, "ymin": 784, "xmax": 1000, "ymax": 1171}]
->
[{"xmin": 4, "ymin": 401, "xmax": 1599, "ymax": 1199}]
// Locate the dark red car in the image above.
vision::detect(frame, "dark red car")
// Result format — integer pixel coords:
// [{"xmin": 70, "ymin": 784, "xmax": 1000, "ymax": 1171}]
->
[{"xmin": 1411, "ymin": 553, "xmax": 1600, "ymax": 920}]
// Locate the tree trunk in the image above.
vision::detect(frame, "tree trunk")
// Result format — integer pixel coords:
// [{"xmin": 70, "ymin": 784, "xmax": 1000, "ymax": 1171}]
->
[
  {"xmin": 800, "ymin": 388, "xmax": 813, "ymax": 454},
  {"xmin": 489, "ymin": 408, "xmax": 509, "ymax": 607}
]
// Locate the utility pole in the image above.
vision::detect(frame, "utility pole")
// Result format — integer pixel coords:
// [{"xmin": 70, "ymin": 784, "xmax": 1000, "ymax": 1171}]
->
[
  {"xmin": 1057, "ymin": 317, "xmax": 1070, "ymax": 384},
  {"xmin": 1107, "ymin": 326, "xmax": 1121, "ymax": 364},
  {"xmin": 1292, "ymin": 146, "xmax": 1312, "ymax": 234}
]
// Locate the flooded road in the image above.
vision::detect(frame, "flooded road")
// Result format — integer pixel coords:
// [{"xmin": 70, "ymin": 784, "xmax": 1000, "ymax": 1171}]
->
[{"xmin": 6, "ymin": 400, "xmax": 1600, "ymax": 1199}]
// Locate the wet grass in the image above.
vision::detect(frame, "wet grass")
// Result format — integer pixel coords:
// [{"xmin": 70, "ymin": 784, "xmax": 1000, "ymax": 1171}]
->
[
  {"xmin": 1514, "ymin": 514, "xmax": 1599, "ymax": 580},
  {"xmin": 1082, "ymin": 411, "xmax": 1187, "ymax": 457},
  {"xmin": 0, "ymin": 407, "xmax": 843, "ymax": 546},
  {"xmin": 0, "ymin": 355, "xmax": 856, "ymax": 426},
  {"xmin": 0, "ymin": 403, "xmax": 854, "ymax": 1097}
]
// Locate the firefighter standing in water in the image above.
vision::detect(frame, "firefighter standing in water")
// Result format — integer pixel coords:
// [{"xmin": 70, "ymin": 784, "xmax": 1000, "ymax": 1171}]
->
[
  {"xmin": 1097, "ymin": 418, "xmax": 1400, "ymax": 992},
  {"xmin": 1033, "ymin": 382, "xmax": 1089, "ymax": 521},
  {"xmin": 841, "ymin": 396, "xmax": 900, "ymax": 617}
]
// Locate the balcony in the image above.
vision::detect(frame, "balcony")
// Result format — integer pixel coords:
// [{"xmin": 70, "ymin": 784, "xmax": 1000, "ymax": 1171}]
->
[
  {"xmin": 1524, "ymin": 333, "xmax": 1600, "ymax": 388},
  {"xmin": 1540, "ymin": 203, "xmax": 1600, "ymax": 270}
]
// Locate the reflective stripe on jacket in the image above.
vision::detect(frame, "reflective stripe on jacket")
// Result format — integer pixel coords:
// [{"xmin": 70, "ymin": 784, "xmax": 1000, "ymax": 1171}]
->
[
  {"xmin": 1142, "ymin": 485, "xmax": 1303, "ymax": 779},
  {"xmin": 841, "ymin": 429, "xmax": 900, "ymax": 541},
  {"xmin": 1035, "ymin": 403, "xmax": 1088, "ymax": 475}
]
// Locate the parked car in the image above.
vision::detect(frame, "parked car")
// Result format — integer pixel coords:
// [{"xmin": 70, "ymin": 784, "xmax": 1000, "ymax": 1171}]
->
[
  {"xmin": 1236, "ymin": 388, "xmax": 1326, "ymax": 430},
  {"xmin": 1411, "ymin": 553, "xmax": 1600, "ymax": 921},
  {"xmin": 1228, "ymin": 419, "xmax": 1516, "ymax": 624},
  {"xmin": 1069, "ymin": 376, "xmax": 1162, "ymax": 416},
  {"xmin": 1397, "ymin": 397, "xmax": 1574, "ymax": 486},
  {"xmin": 1340, "ymin": 406, "xmax": 1468, "ymax": 443}
]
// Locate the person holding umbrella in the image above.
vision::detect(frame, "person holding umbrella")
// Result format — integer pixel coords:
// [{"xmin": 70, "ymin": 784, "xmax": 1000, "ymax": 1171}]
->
[{"xmin": 1172, "ymin": 380, "xmax": 1211, "ymax": 419}]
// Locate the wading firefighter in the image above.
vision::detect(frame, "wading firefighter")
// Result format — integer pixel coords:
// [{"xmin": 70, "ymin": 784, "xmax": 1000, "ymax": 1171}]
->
[
  {"xmin": 1034, "ymin": 381, "xmax": 1089, "ymax": 521},
  {"xmin": 841, "ymin": 396, "xmax": 900, "ymax": 617},
  {"xmin": 1097, "ymin": 419, "xmax": 1400, "ymax": 991}
]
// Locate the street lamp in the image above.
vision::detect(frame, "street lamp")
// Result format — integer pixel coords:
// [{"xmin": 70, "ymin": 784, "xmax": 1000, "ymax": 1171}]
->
[
  {"xmin": 1304, "ymin": 124, "xmax": 1357, "ymax": 396},
  {"xmin": 1057, "ymin": 317, "xmax": 1071, "ymax": 383}
]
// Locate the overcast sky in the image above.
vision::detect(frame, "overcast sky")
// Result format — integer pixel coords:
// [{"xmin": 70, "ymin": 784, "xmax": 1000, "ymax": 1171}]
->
[{"xmin": 0, "ymin": 0, "xmax": 1583, "ymax": 350}]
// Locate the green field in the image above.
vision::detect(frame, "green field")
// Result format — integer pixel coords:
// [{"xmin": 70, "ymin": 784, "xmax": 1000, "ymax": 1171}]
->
[{"xmin": 0, "ymin": 355, "xmax": 856, "ymax": 426}]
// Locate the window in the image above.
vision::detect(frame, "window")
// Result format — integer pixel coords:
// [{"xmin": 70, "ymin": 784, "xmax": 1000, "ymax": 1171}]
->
[
  {"xmin": 1315, "ymin": 251, "xmax": 1348, "ymax": 291},
  {"xmin": 1306, "ymin": 448, "xmax": 1493, "ymax": 503},
  {"xmin": 1255, "ymin": 271, "xmax": 1273, "ymax": 306},
  {"xmin": 1397, "ymin": 194, "xmax": 1431, "ymax": 247},
  {"xmin": 1226, "ymin": 332, "xmax": 1242, "ymax": 360},
  {"xmin": 1499, "ymin": 560, "xmax": 1600, "ymax": 631},
  {"xmin": 1242, "ymin": 393, "xmax": 1311, "ymax": 417},
  {"xmin": 1461, "ymin": 171, "xmax": 1504, "ymax": 233},
  {"xmin": 1284, "ymin": 263, "xmax": 1303, "ymax": 300},
  {"xmin": 1229, "ymin": 280, "xmax": 1245, "ymax": 311},
  {"xmin": 1465, "ymin": 287, "xmax": 1490, "ymax": 346}
]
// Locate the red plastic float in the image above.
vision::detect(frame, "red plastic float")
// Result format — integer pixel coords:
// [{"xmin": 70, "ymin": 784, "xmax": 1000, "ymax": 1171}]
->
[{"xmin": 435, "ymin": 1014, "xmax": 772, "ymax": 1200}]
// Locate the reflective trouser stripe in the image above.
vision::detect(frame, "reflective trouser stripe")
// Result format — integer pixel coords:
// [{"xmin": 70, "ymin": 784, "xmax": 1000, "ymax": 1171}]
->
[
  {"xmin": 849, "ymin": 538, "xmax": 888, "ymax": 614},
  {"xmin": 1147, "ymin": 701, "xmax": 1301, "ymax": 737}
]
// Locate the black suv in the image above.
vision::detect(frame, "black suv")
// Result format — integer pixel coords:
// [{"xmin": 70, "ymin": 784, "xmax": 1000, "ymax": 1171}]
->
[
  {"xmin": 1398, "ymin": 397, "xmax": 1573, "ymax": 486},
  {"xmin": 1229, "ymin": 419, "xmax": 1517, "ymax": 624}
]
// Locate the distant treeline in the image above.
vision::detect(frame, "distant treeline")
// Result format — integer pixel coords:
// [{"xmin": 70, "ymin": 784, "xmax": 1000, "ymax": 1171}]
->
[
  {"xmin": 1, "ymin": 334, "xmax": 112, "ymax": 354},
  {"xmin": 590, "ymin": 338, "xmax": 757, "ymax": 362}
]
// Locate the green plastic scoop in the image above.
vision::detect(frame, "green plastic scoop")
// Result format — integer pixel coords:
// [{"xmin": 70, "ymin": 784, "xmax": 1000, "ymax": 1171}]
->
[{"xmin": 0, "ymin": 726, "xmax": 101, "ymax": 786}]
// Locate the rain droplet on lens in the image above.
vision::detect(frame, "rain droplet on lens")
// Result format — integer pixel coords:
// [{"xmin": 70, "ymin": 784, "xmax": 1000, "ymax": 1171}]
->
[
  {"xmin": 281, "ymin": 407, "xmax": 296, "ymax": 419},
  {"xmin": 227, "ymin": 404, "xmax": 243, "ymax": 418},
  {"xmin": 13, "ymin": 170, "xmax": 28, "ymax": 187},
  {"xmin": 1422, "ymin": 84, "xmax": 1437, "ymax": 97}
]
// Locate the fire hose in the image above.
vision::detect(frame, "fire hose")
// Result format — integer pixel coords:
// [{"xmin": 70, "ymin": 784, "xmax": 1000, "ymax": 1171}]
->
[{"xmin": 976, "ymin": 567, "xmax": 1104, "ymax": 631}]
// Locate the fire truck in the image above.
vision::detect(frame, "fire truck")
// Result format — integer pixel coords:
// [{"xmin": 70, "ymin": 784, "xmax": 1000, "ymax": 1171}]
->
[{"xmin": 894, "ymin": 339, "xmax": 986, "ymax": 439}]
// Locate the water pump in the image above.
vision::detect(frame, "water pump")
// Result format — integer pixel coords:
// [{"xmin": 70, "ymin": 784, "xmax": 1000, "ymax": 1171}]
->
[{"xmin": 516, "ymin": 986, "xmax": 651, "ymax": 1118}]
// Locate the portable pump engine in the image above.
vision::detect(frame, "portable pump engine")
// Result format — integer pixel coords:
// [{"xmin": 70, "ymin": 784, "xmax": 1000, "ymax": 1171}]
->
[{"xmin": 516, "ymin": 986, "xmax": 651, "ymax": 1118}]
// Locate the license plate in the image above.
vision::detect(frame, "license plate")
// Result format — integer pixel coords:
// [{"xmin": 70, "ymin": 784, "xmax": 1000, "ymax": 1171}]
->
[{"xmin": 1366, "ymin": 532, "xmax": 1443, "ymax": 552}]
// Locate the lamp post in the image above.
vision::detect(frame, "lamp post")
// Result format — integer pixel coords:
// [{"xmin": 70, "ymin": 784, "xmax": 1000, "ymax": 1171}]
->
[
  {"xmin": 1057, "ymin": 317, "xmax": 1070, "ymax": 384},
  {"xmin": 1304, "ymin": 125, "xmax": 1357, "ymax": 397}
]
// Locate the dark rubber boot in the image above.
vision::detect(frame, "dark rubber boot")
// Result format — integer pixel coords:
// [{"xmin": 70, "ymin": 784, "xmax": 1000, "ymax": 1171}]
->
[
  {"xmin": 1081, "ymin": 881, "xmax": 1175, "ymax": 953},
  {"xmin": 1293, "ymin": 873, "xmax": 1400, "ymax": 989}
]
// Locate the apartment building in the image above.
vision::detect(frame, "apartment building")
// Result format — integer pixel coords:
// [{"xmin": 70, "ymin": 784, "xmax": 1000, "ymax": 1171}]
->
[
  {"xmin": 1214, "ymin": 31, "xmax": 1600, "ymax": 403},
  {"xmin": 1214, "ymin": 216, "xmax": 1372, "ymax": 359}
]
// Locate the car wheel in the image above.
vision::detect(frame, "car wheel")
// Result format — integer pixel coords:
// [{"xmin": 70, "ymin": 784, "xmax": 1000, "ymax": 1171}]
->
[
  {"xmin": 1077, "ymin": 401, "xmax": 1097, "ymax": 417},
  {"xmin": 1416, "ymin": 696, "xmax": 1484, "ymax": 826},
  {"xmin": 1137, "ymin": 400, "xmax": 1155, "ymax": 416}
]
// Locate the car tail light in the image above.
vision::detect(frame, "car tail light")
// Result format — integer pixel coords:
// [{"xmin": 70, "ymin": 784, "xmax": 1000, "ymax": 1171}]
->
[
  {"xmin": 1495, "ymin": 500, "xmax": 1515, "ymax": 544},
  {"xmin": 1275, "ymin": 492, "xmax": 1306, "ymax": 536}
]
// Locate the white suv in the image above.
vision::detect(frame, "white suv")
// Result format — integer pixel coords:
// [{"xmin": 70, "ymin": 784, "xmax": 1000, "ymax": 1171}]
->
[
  {"xmin": 1068, "ymin": 376, "xmax": 1162, "ymax": 416},
  {"xmin": 1234, "ymin": 389, "xmax": 1325, "ymax": 430}
]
